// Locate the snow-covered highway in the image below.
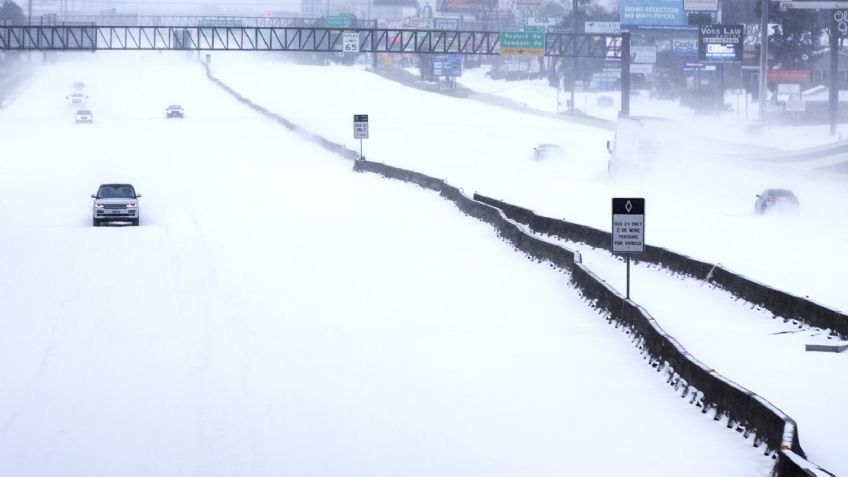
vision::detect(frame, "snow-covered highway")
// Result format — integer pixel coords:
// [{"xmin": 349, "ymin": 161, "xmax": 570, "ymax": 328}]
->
[{"xmin": 0, "ymin": 53, "xmax": 777, "ymax": 476}]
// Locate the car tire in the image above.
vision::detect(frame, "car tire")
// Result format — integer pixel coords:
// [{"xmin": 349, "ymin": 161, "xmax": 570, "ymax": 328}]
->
[
  {"xmin": 93, "ymin": 218, "xmax": 100, "ymax": 227},
  {"xmin": 131, "ymin": 219, "xmax": 139, "ymax": 226}
]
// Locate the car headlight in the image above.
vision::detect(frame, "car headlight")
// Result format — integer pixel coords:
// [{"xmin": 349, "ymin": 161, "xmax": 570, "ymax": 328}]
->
[
  {"xmin": 95, "ymin": 203, "xmax": 104, "ymax": 208},
  {"xmin": 127, "ymin": 203, "xmax": 137, "ymax": 208}
]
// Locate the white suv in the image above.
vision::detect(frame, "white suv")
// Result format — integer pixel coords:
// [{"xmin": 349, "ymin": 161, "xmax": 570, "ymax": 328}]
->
[
  {"xmin": 92, "ymin": 183, "xmax": 141, "ymax": 226},
  {"xmin": 75, "ymin": 109, "xmax": 93, "ymax": 123}
]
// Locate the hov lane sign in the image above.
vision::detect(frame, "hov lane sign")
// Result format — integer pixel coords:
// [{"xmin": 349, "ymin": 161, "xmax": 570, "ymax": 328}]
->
[
  {"xmin": 612, "ymin": 198, "xmax": 645, "ymax": 253},
  {"xmin": 354, "ymin": 114, "xmax": 369, "ymax": 139}
]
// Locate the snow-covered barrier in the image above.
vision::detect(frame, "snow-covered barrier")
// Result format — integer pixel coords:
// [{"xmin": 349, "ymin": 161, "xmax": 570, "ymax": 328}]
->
[
  {"xmin": 474, "ymin": 194, "xmax": 848, "ymax": 342},
  {"xmin": 353, "ymin": 159, "xmax": 830, "ymax": 477},
  {"xmin": 201, "ymin": 62, "xmax": 359, "ymax": 161}
]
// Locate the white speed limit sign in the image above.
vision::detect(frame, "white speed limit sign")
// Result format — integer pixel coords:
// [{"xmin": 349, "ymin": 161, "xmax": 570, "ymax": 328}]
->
[{"xmin": 343, "ymin": 32, "xmax": 360, "ymax": 53}]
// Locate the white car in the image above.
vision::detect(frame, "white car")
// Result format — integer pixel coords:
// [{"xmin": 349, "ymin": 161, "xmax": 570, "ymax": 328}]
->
[
  {"xmin": 75, "ymin": 109, "xmax": 93, "ymax": 123},
  {"xmin": 66, "ymin": 92, "xmax": 88, "ymax": 105},
  {"xmin": 91, "ymin": 183, "xmax": 141, "ymax": 226}
]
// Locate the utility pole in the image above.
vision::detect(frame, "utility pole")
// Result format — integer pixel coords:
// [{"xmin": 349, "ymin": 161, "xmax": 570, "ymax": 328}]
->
[
  {"xmin": 830, "ymin": 14, "xmax": 839, "ymax": 136},
  {"xmin": 570, "ymin": 0, "xmax": 578, "ymax": 114},
  {"xmin": 758, "ymin": 0, "xmax": 769, "ymax": 125}
]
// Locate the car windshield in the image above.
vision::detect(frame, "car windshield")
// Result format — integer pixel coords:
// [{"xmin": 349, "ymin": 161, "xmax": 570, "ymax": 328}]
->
[
  {"xmin": 77, "ymin": 110, "xmax": 91, "ymax": 114},
  {"xmin": 766, "ymin": 189, "xmax": 794, "ymax": 198},
  {"xmin": 169, "ymin": 105, "xmax": 182, "ymax": 109},
  {"xmin": 98, "ymin": 185, "xmax": 135, "ymax": 198}
]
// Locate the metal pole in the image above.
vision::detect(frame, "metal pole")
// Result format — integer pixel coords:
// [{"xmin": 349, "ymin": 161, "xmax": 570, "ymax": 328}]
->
[
  {"xmin": 621, "ymin": 32, "xmax": 631, "ymax": 116},
  {"xmin": 626, "ymin": 254, "xmax": 631, "ymax": 299},
  {"xmin": 758, "ymin": 0, "xmax": 768, "ymax": 124},
  {"xmin": 570, "ymin": 0, "xmax": 577, "ymax": 114},
  {"xmin": 830, "ymin": 16, "xmax": 839, "ymax": 136},
  {"xmin": 360, "ymin": 138, "xmax": 363, "ymax": 160}
]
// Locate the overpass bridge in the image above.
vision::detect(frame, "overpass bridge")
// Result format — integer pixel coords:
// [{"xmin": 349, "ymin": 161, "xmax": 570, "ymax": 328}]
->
[{"xmin": 0, "ymin": 22, "xmax": 631, "ymax": 113}]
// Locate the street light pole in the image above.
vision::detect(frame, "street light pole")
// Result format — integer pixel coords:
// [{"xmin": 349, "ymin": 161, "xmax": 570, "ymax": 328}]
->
[
  {"xmin": 570, "ymin": 0, "xmax": 578, "ymax": 114},
  {"xmin": 758, "ymin": 0, "xmax": 769, "ymax": 124}
]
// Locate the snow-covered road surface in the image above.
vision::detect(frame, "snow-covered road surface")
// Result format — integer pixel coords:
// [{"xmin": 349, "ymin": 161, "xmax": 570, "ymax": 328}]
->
[
  {"xmin": 208, "ymin": 54, "xmax": 848, "ymax": 314},
  {"xmin": 0, "ymin": 53, "xmax": 774, "ymax": 476},
  {"xmin": 531, "ymin": 232, "xmax": 848, "ymax": 476}
]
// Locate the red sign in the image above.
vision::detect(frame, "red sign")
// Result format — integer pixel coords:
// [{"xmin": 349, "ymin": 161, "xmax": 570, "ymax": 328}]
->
[{"xmin": 767, "ymin": 70, "xmax": 811, "ymax": 83}]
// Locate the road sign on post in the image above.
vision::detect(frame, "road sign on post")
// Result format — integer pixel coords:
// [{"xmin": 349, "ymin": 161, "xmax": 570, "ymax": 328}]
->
[
  {"xmin": 612, "ymin": 198, "xmax": 645, "ymax": 299},
  {"xmin": 343, "ymin": 32, "xmax": 359, "ymax": 52},
  {"xmin": 499, "ymin": 31, "xmax": 545, "ymax": 56},
  {"xmin": 354, "ymin": 114, "xmax": 368, "ymax": 160}
]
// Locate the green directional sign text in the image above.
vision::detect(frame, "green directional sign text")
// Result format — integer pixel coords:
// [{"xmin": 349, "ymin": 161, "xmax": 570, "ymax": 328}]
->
[
  {"xmin": 326, "ymin": 14, "xmax": 351, "ymax": 29},
  {"xmin": 500, "ymin": 31, "xmax": 545, "ymax": 56}
]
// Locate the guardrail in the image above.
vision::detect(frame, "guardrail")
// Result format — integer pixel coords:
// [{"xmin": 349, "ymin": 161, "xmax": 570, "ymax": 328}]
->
[
  {"xmin": 352, "ymin": 159, "xmax": 830, "ymax": 477},
  {"xmin": 473, "ymin": 194, "xmax": 848, "ymax": 341},
  {"xmin": 200, "ymin": 62, "xmax": 831, "ymax": 475}
]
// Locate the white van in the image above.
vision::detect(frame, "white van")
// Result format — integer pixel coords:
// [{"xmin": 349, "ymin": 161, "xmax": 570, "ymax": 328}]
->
[{"xmin": 606, "ymin": 115, "xmax": 661, "ymax": 176}]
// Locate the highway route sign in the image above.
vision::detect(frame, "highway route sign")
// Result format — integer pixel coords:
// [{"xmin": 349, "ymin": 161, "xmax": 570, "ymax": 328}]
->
[{"xmin": 499, "ymin": 31, "xmax": 545, "ymax": 56}]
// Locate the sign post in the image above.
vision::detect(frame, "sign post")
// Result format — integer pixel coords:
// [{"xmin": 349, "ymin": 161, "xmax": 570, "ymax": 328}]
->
[
  {"xmin": 612, "ymin": 198, "xmax": 645, "ymax": 299},
  {"xmin": 353, "ymin": 114, "xmax": 369, "ymax": 160}
]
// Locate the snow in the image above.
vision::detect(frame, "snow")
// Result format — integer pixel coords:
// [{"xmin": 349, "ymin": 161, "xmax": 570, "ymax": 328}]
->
[
  {"xmin": 208, "ymin": 54, "xmax": 848, "ymax": 314},
  {"xmin": 458, "ymin": 65, "xmax": 848, "ymax": 151},
  {"xmin": 0, "ymin": 52, "xmax": 775, "ymax": 476},
  {"xmin": 539, "ymin": 234, "xmax": 848, "ymax": 475}
]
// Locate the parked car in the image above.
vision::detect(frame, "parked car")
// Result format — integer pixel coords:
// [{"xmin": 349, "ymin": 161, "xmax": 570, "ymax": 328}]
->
[
  {"xmin": 166, "ymin": 105, "xmax": 184, "ymax": 118},
  {"xmin": 754, "ymin": 189, "xmax": 799, "ymax": 215},
  {"xmin": 533, "ymin": 144, "xmax": 563, "ymax": 161},
  {"xmin": 66, "ymin": 92, "xmax": 88, "ymax": 105},
  {"xmin": 75, "ymin": 109, "xmax": 93, "ymax": 123},
  {"xmin": 91, "ymin": 183, "xmax": 141, "ymax": 226}
]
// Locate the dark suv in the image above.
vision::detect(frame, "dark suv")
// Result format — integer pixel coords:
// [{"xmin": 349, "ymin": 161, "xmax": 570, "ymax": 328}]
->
[
  {"xmin": 754, "ymin": 189, "xmax": 799, "ymax": 215},
  {"xmin": 91, "ymin": 183, "xmax": 141, "ymax": 226}
]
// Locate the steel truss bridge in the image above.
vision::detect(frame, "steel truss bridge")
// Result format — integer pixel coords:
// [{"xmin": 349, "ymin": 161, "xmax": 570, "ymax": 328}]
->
[
  {"xmin": 26, "ymin": 14, "xmax": 378, "ymax": 29},
  {"xmin": 0, "ymin": 25, "xmax": 626, "ymax": 59}
]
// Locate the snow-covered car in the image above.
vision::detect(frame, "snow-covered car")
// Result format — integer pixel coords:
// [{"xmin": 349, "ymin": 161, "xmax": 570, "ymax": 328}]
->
[
  {"xmin": 596, "ymin": 96, "xmax": 614, "ymax": 108},
  {"xmin": 66, "ymin": 92, "xmax": 88, "ymax": 105},
  {"xmin": 91, "ymin": 183, "xmax": 141, "ymax": 226},
  {"xmin": 754, "ymin": 189, "xmax": 799, "ymax": 215},
  {"xmin": 533, "ymin": 144, "xmax": 563, "ymax": 161},
  {"xmin": 166, "ymin": 105, "xmax": 184, "ymax": 118},
  {"xmin": 75, "ymin": 109, "xmax": 93, "ymax": 123}
]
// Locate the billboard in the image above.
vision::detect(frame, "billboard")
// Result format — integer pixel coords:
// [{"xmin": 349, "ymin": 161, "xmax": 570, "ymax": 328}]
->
[
  {"xmin": 631, "ymin": 46, "xmax": 657, "ymax": 63},
  {"xmin": 672, "ymin": 37, "xmax": 698, "ymax": 57},
  {"xmin": 437, "ymin": 0, "xmax": 497, "ymax": 13},
  {"xmin": 621, "ymin": 0, "xmax": 685, "ymax": 27},
  {"xmin": 373, "ymin": 0, "xmax": 418, "ymax": 6},
  {"xmin": 767, "ymin": 70, "xmax": 811, "ymax": 83},
  {"xmin": 683, "ymin": 0, "xmax": 718, "ymax": 11},
  {"xmin": 699, "ymin": 24, "xmax": 743, "ymax": 62},
  {"xmin": 585, "ymin": 21, "xmax": 621, "ymax": 33}
]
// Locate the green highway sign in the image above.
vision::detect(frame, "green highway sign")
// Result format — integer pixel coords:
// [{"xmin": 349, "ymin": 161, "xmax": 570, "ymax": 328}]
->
[
  {"xmin": 499, "ymin": 31, "xmax": 545, "ymax": 56},
  {"xmin": 326, "ymin": 14, "xmax": 352, "ymax": 29},
  {"xmin": 199, "ymin": 18, "xmax": 243, "ymax": 27}
]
